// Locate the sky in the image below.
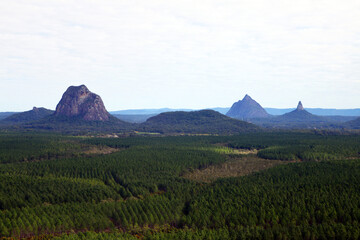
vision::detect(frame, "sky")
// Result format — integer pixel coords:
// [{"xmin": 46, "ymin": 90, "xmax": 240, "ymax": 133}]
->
[{"xmin": 1, "ymin": 0, "xmax": 360, "ymax": 111}]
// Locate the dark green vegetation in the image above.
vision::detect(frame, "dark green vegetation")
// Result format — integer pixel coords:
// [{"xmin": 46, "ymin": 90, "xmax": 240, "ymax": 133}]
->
[
  {"xmin": 141, "ymin": 110, "xmax": 259, "ymax": 134},
  {"xmin": 0, "ymin": 110, "xmax": 258, "ymax": 135},
  {"xmin": 0, "ymin": 132, "xmax": 360, "ymax": 239},
  {"xmin": 13, "ymin": 115, "xmax": 134, "ymax": 134}
]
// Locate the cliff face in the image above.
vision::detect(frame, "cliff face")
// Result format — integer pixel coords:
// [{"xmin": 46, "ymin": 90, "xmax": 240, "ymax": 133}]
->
[{"xmin": 55, "ymin": 85, "xmax": 110, "ymax": 121}]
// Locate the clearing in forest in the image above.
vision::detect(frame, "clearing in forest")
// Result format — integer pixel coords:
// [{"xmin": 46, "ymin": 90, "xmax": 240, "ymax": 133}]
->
[{"xmin": 183, "ymin": 153, "xmax": 288, "ymax": 183}]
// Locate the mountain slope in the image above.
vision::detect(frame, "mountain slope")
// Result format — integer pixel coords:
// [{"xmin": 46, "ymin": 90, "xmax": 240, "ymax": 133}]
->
[
  {"xmin": 113, "ymin": 114, "xmax": 157, "ymax": 123},
  {"xmin": 2, "ymin": 107, "xmax": 54, "ymax": 124},
  {"xmin": 226, "ymin": 95, "xmax": 269, "ymax": 120},
  {"xmin": 344, "ymin": 117, "xmax": 360, "ymax": 129},
  {"xmin": 0, "ymin": 112, "xmax": 17, "ymax": 120},
  {"xmin": 280, "ymin": 101, "xmax": 322, "ymax": 121},
  {"xmin": 251, "ymin": 101, "xmax": 336, "ymax": 129},
  {"xmin": 265, "ymin": 108, "xmax": 360, "ymax": 116},
  {"xmin": 140, "ymin": 110, "xmax": 259, "ymax": 134}
]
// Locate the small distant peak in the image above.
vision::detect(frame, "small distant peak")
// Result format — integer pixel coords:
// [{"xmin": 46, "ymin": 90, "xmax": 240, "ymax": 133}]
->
[
  {"xmin": 32, "ymin": 107, "xmax": 39, "ymax": 112},
  {"xmin": 297, "ymin": 101, "xmax": 304, "ymax": 110},
  {"xmin": 243, "ymin": 94, "xmax": 252, "ymax": 101}
]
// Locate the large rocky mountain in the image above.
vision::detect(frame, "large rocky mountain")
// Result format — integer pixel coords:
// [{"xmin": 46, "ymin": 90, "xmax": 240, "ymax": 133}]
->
[
  {"xmin": 226, "ymin": 95, "xmax": 269, "ymax": 120},
  {"xmin": 55, "ymin": 85, "xmax": 110, "ymax": 121},
  {"xmin": 141, "ymin": 110, "xmax": 259, "ymax": 134},
  {"xmin": 0, "ymin": 85, "xmax": 134, "ymax": 133}
]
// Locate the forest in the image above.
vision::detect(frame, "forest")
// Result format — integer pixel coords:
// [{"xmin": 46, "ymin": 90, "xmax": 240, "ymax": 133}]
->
[{"xmin": 0, "ymin": 131, "xmax": 359, "ymax": 239}]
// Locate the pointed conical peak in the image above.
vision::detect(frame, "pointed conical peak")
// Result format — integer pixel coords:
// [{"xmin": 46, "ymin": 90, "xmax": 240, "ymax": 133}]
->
[
  {"xmin": 226, "ymin": 95, "xmax": 269, "ymax": 119},
  {"xmin": 243, "ymin": 94, "xmax": 252, "ymax": 101},
  {"xmin": 297, "ymin": 101, "xmax": 304, "ymax": 111}
]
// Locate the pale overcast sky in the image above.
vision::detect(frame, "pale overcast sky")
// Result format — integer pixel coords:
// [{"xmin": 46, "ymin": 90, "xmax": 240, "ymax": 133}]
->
[{"xmin": 1, "ymin": 0, "xmax": 359, "ymax": 111}]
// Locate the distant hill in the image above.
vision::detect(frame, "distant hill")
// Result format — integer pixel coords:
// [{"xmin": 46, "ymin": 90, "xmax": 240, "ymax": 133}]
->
[
  {"xmin": 206, "ymin": 107, "xmax": 229, "ymax": 115},
  {"xmin": 251, "ymin": 102, "xmax": 344, "ymax": 129},
  {"xmin": 111, "ymin": 107, "xmax": 230, "ymax": 123},
  {"xmin": 265, "ymin": 107, "xmax": 360, "ymax": 116},
  {"xmin": 110, "ymin": 107, "xmax": 230, "ymax": 115},
  {"xmin": 344, "ymin": 117, "xmax": 360, "ymax": 129},
  {"xmin": 110, "ymin": 108, "xmax": 192, "ymax": 115},
  {"xmin": 113, "ymin": 114, "xmax": 157, "ymax": 123},
  {"xmin": 140, "ymin": 110, "xmax": 259, "ymax": 134},
  {"xmin": 280, "ymin": 102, "xmax": 322, "ymax": 121},
  {"xmin": 2, "ymin": 107, "xmax": 53, "ymax": 124},
  {"xmin": 111, "ymin": 107, "xmax": 360, "ymax": 117},
  {"xmin": 226, "ymin": 95, "xmax": 269, "ymax": 120},
  {"xmin": 0, "ymin": 112, "xmax": 17, "ymax": 120}
]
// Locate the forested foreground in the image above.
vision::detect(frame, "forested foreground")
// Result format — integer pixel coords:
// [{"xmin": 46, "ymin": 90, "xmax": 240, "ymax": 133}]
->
[{"xmin": 0, "ymin": 132, "xmax": 360, "ymax": 239}]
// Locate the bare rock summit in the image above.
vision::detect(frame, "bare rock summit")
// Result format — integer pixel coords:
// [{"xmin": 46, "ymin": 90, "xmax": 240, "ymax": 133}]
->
[
  {"xmin": 55, "ymin": 85, "xmax": 110, "ymax": 121},
  {"xmin": 297, "ymin": 101, "xmax": 304, "ymax": 111}
]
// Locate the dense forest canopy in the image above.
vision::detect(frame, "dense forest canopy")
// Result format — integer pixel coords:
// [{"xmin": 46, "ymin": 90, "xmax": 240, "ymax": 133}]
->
[{"xmin": 0, "ymin": 131, "xmax": 359, "ymax": 239}]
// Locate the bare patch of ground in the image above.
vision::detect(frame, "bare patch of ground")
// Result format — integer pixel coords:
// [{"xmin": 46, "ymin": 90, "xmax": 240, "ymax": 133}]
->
[
  {"xmin": 183, "ymin": 154, "xmax": 289, "ymax": 183},
  {"xmin": 231, "ymin": 148, "xmax": 258, "ymax": 155},
  {"xmin": 82, "ymin": 145, "xmax": 120, "ymax": 155}
]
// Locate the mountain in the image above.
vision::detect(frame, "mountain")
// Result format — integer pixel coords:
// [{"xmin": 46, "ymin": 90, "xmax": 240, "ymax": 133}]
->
[
  {"xmin": 265, "ymin": 107, "xmax": 360, "ymax": 116},
  {"xmin": 110, "ymin": 107, "xmax": 230, "ymax": 115},
  {"xmin": 110, "ymin": 108, "xmax": 192, "ymax": 115},
  {"xmin": 113, "ymin": 114, "xmax": 157, "ymax": 123},
  {"xmin": 111, "ymin": 107, "xmax": 360, "ymax": 117},
  {"xmin": 345, "ymin": 117, "xmax": 360, "ymax": 129},
  {"xmin": 111, "ymin": 107, "xmax": 230, "ymax": 123},
  {"xmin": 2, "ymin": 107, "xmax": 53, "ymax": 123},
  {"xmin": 55, "ymin": 85, "xmax": 110, "ymax": 121},
  {"xmin": 1, "ymin": 85, "xmax": 134, "ymax": 133},
  {"xmin": 226, "ymin": 95, "xmax": 269, "ymax": 120},
  {"xmin": 280, "ymin": 101, "xmax": 320, "ymax": 121},
  {"xmin": 0, "ymin": 112, "xmax": 17, "ymax": 120},
  {"xmin": 140, "ymin": 110, "xmax": 259, "ymax": 134},
  {"xmin": 209, "ymin": 107, "xmax": 230, "ymax": 115},
  {"xmin": 251, "ymin": 101, "xmax": 336, "ymax": 129}
]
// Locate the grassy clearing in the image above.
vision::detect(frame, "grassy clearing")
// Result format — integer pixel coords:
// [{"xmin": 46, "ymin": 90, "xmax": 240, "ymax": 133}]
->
[
  {"xmin": 182, "ymin": 154, "xmax": 288, "ymax": 183},
  {"xmin": 81, "ymin": 145, "xmax": 120, "ymax": 155}
]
